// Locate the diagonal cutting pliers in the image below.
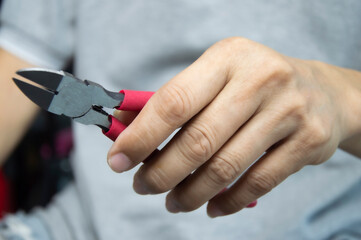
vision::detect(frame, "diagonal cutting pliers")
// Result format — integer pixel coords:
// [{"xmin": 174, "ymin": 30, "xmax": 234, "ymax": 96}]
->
[{"xmin": 13, "ymin": 68, "xmax": 154, "ymax": 141}]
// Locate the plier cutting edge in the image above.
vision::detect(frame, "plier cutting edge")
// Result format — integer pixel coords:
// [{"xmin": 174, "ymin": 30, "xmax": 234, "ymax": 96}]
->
[{"xmin": 13, "ymin": 68, "xmax": 154, "ymax": 141}]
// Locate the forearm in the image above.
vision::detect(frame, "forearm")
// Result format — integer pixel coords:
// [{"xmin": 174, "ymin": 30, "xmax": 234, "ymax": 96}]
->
[{"xmin": 0, "ymin": 48, "xmax": 38, "ymax": 165}]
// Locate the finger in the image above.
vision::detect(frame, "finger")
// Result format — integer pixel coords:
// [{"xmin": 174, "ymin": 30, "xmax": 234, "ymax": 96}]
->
[
  {"xmin": 113, "ymin": 110, "xmax": 138, "ymax": 126},
  {"xmin": 164, "ymin": 107, "xmax": 297, "ymax": 212},
  {"xmin": 107, "ymin": 50, "xmax": 230, "ymax": 172},
  {"xmin": 206, "ymin": 137, "xmax": 304, "ymax": 218},
  {"xmin": 132, "ymin": 77, "xmax": 263, "ymax": 194},
  {"xmin": 217, "ymin": 188, "xmax": 257, "ymax": 208}
]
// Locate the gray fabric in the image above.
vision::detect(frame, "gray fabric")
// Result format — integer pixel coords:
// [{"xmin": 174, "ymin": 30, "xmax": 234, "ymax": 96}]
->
[
  {"xmin": 0, "ymin": 0, "xmax": 74, "ymax": 68},
  {"xmin": 0, "ymin": 212, "xmax": 51, "ymax": 240},
  {"xmin": 1, "ymin": 0, "xmax": 361, "ymax": 239},
  {"xmin": 0, "ymin": 185, "xmax": 90, "ymax": 240},
  {"xmin": 32, "ymin": 184, "xmax": 95, "ymax": 240}
]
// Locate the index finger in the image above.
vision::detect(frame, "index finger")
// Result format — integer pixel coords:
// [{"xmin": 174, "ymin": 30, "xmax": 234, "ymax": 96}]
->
[{"xmin": 107, "ymin": 49, "xmax": 230, "ymax": 172}]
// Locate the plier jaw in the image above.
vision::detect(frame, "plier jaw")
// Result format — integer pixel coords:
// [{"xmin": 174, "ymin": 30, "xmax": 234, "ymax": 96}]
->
[{"xmin": 13, "ymin": 68, "xmax": 154, "ymax": 141}]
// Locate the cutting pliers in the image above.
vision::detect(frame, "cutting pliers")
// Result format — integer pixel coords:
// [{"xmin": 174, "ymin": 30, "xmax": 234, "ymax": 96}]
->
[{"xmin": 13, "ymin": 68, "xmax": 154, "ymax": 141}]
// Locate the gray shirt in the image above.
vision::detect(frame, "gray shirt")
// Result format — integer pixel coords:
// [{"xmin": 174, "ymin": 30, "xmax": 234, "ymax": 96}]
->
[{"xmin": 1, "ymin": 0, "xmax": 361, "ymax": 239}]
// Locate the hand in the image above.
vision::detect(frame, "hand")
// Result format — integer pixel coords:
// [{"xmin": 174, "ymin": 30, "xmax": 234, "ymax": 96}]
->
[{"xmin": 107, "ymin": 37, "xmax": 361, "ymax": 217}]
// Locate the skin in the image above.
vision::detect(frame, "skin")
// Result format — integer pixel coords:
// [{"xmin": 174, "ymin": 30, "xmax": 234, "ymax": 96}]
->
[
  {"xmin": 0, "ymin": 48, "xmax": 37, "ymax": 165},
  {"xmin": 0, "ymin": 38, "xmax": 360, "ymax": 218},
  {"xmin": 107, "ymin": 37, "xmax": 361, "ymax": 218}
]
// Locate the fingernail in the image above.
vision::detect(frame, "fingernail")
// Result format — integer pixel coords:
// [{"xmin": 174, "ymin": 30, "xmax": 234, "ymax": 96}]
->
[
  {"xmin": 207, "ymin": 204, "xmax": 224, "ymax": 218},
  {"xmin": 108, "ymin": 152, "xmax": 132, "ymax": 173},
  {"xmin": 166, "ymin": 199, "xmax": 181, "ymax": 213},
  {"xmin": 133, "ymin": 176, "xmax": 150, "ymax": 195},
  {"xmin": 246, "ymin": 200, "xmax": 258, "ymax": 208}
]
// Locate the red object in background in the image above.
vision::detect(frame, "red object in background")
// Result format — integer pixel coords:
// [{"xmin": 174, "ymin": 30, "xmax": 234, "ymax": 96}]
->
[{"xmin": 0, "ymin": 169, "xmax": 10, "ymax": 219}]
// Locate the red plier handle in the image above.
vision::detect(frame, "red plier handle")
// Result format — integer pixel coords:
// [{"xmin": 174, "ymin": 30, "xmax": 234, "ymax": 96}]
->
[{"xmin": 103, "ymin": 90, "xmax": 155, "ymax": 141}]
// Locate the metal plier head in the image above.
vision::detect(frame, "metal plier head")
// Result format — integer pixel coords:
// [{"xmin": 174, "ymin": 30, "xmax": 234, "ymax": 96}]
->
[{"xmin": 13, "ymin": 68, "xmax": 124, "ymax": 130}]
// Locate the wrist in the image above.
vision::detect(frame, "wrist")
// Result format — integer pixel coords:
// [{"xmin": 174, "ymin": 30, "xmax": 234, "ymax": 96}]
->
[
  {"xmin": 338, "ymin": 67, "xmax": 361, "ymax": 140},
  {"xmin": 312, "ymin": 61, "xmax": 361, "ymax": 140}
]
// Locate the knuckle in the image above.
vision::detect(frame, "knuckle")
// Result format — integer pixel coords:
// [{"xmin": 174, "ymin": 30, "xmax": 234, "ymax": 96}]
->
[
  {"xmin": 273, "ymin": 57, "xmax": 294, "ymax": 79},
  {"xmin": 155, "ymin": 84, "xmax": 193, "ymax": 127},
  {"xmin": 290, "ymin": 95, "xmax": 308, "ymax": 117},
  {"xmin": 214, "ymin": 37, "xmax": 251, "ymax": 51},
  {"xmin": 280, "ymin": 93, "xmax": 308, "ymax": 122},
  {"xmin": 179, "ymin": 124, "xmax": 216, "ymax": 165},
  {"xmin": 306, "ymin": 119, "xmax": 333, "ymax": 148},
  {"xmin": 207, "ymin": 154, "xmax": 242, "ymax": 186},
  {"xmin": 261, "ymin": 56, "xmax": 295, "ymax": 87},
  {"xmin": 245, "ymin": 169, "xmax": 278, "ymax": 196},
  {"xmin": 207, "ymin": 37, "xmax": 254, "ymax": 64}
]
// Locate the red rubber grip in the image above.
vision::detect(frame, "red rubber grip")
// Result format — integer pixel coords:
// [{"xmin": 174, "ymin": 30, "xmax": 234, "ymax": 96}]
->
[
  {"xmin": 117, "ymin": 90, "xmax": 155, "ymax": 111},
  {"xmin": 103, "ymin": 90, "xmax": 154, "ymax": 141},
  {"xmin": 103, "ymin": 115, "xmax": 127, "ymax": 141}
]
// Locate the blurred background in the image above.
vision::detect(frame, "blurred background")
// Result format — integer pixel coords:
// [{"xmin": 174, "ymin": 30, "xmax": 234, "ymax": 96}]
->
[{"xmin": 0, "ymin": 0, "xmax": 74, "ymax": 219}]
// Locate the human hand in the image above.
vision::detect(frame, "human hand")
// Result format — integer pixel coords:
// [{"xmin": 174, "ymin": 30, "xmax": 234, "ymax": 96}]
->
[{"xmin": 107, "ymin": 37, "xmax": 361, "ymax": 217}]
